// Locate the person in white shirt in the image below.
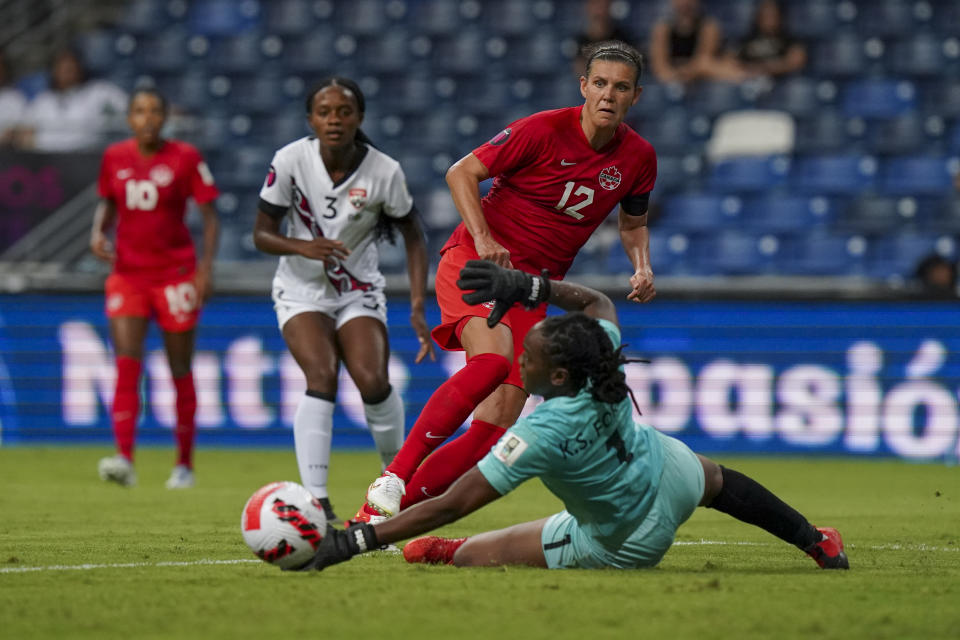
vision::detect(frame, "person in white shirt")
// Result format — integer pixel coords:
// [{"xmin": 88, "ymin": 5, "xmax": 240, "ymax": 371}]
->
[
  {"xmin": 252, "ymin": 76, "xmax": 435, "ymax": 523},
  {"xmin": 18, "ymin": 48, "xmax": 127, "ymax": 152}
]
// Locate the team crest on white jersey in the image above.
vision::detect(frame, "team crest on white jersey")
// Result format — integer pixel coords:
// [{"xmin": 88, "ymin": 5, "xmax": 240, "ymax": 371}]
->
[
  {"xmin": 150, "ymin": 164, "xmax": 175, "ymax": 187},
  {"xmin": 598, "ymin": 166, "xmax": 622, "ymax": 191},
  {"xmin": 349, "ymin": 188, "xmax": 367, "ymax": 209},
  {"xmin": 493, "ymin": 434, "xmax": 528, "ymax": 467}
]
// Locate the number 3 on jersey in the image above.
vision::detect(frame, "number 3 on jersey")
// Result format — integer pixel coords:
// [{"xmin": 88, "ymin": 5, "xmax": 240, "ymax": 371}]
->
[
  {"xmin": 555, "ymin": 182, "xmax": 594, "ymax": 220},
  {"xmin": 125, "ymin": 179, "xmax": 159, "ymax": 211}
]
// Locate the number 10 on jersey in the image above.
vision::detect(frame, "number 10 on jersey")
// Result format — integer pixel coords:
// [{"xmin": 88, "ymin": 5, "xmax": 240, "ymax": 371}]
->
[{"xmin": 555, "ymin": 182, "xmax": 594, "ymax": 220}]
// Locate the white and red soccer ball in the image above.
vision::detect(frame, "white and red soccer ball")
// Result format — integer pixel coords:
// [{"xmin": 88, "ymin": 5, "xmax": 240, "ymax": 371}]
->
[{"xmin": 241, "ymin": 482, "xmax": 327, "ymax": 570}]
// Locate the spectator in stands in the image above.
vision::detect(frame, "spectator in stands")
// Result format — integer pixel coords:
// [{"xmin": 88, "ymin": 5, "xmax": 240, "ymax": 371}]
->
[
  {"xmin": 914, "ymin": 253, "xmax": 958, "ymax": 298},
  {"xmin": 573, "ymin": 0, "xmax": 635, "ymax": 75},
  {"xmin": 17, "ymin": 47, "xmax": 127, "ymax": 152},
  {"xmin": 648, "ymin": 0, "xmax": 725, "ymax": 86},
  {"xmin": 714, "ymin": 0, "xmax": 807, "ymax": 83},
  {"xmin": 0, "ymin": 48, "xmax": 26, "ymax": 146}
]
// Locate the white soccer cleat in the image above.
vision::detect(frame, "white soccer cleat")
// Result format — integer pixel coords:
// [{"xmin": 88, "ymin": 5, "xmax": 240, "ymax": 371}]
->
[
  {"xmin": 98, "ymin": 455, "xmax": 137, "ymax": 487},
  {"xmin": 365, "ymin": 471, "xmax": 406, "ymax": 517},
  {"xmin": 165, "ymin": 464, "xmax": 195, "ymax": 489}
]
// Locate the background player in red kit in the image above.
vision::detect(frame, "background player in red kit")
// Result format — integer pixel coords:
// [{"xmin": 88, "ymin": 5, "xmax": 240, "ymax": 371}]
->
[
  {"xmin": 357, "ymin": 41, "xmax": 657, "ymax": 522},
  {"xmin": 90, "ymin": 88, "xmax": 220, "ymax": 489}
]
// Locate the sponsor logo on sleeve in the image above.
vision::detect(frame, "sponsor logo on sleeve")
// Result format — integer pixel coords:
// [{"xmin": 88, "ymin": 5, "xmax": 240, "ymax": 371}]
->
[
  {"xmin": 598, "ymin": 166, "xmax": 622, "ymax": 191},
  {"xmin": 265, "ymin": 164, "xmax": 277, "ymax": 188},
  {"xmin": 489, "ymin": 127, "xmax": 512, "ymax": 146},
  {"xmin": 492, "ymin": 433, "xmax": 528, "ymax": 467}
]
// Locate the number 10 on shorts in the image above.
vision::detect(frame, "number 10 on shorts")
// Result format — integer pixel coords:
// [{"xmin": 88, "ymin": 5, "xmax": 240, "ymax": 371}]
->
[{"xmin": 164, "ymin": 281, "xmax": 198, "ymax": 315}]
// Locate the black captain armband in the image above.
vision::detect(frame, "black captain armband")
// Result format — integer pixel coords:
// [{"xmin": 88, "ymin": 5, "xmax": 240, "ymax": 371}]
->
[
  {"xmin": 258, "ymin": 198, "xmax": 288, "ymax": 220},
  {"xmin": 620, "ymin": 192, "xmax": 650, "ymax": 216}
]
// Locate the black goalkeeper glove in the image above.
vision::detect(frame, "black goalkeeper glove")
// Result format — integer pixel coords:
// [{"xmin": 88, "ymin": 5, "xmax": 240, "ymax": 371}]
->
[
  {"xmin": 290, "ymin": 522, "xmax": 380, "ymax": 571},
  {"xmin": 457, "ymin": 260, "xmax": 551, "ymax": 328}
]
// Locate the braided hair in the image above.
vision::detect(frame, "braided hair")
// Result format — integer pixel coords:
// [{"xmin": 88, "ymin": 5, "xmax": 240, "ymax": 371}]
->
[
  {"xmin": 582, "ymin": 40, "xmax": 644, "ymax": 84},
  {"xmin": 538, "ymin": 312, "xmax": 630, "ymax": 404},
  {"xmin": 305, "ymin": 76, "xmax": 403, "ymax": 244}
]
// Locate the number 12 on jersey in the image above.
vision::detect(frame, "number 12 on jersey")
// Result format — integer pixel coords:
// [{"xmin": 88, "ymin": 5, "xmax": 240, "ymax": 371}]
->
[{"xmin": 555, "ymin": 182, "xmax": 594, "ymax": 220}]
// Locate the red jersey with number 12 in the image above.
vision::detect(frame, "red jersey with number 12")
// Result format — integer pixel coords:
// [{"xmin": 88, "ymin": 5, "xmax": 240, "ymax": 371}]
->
[
  {"xmin": 98, "ymin": 139, "xmax": 219, "ymax": 283},
  {"xmin": 442, "ymin": 105, "xmax": 656, "ymax": 277}
]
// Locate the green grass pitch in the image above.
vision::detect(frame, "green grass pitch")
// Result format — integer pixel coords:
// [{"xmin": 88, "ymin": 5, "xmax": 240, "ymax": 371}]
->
[{"xmin": 1, "ymin": 447, "xmax": 957, "ymax": 640}]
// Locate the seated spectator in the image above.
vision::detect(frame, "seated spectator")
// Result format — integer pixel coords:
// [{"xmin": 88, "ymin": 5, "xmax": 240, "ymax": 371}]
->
[
  {"xmin": 715, "ymin": 0, "xmax": 807, "ymax": 83},
  {"xmin": 17, "ymin": 47, "xmax": 127, "ymax": 152},
  {"xmin": 648, "ymin": 0, "xmax": 725, "ymax": 86},
  {"xmin": 914, "ymin": 254, "xmax": 958, "ymax": 298},
  {"xmin": 573, "ymin": 0, "xmax": 636, "ymax": 74},
  {"xmin": 0, "ymin": 48, "xmax": 26, "ymax": 146}
]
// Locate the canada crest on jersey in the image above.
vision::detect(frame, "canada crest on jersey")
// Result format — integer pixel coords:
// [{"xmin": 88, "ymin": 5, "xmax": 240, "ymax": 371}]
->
[
  {"xmin": 149, "ymin": 164, "xmax": 174, "ymax": 187},
  {"xmin": 598, "ymin": 166, "xmax": 622, "ymax": 191},
  {"xmin": 348, "ymin": 188, "xmax": 367, "ymax": 210}
]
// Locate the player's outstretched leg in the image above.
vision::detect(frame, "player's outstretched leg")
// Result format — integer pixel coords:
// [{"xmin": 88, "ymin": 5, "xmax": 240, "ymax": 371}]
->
[{"xmin": 702, "ymin": 460, "xmax": 849, "ymax": 569}]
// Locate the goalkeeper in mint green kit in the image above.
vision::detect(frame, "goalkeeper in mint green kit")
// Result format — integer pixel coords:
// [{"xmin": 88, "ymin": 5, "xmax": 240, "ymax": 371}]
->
[{"xmin": 302, "ymin": 261, "xmax": 850, "ymax": 571}]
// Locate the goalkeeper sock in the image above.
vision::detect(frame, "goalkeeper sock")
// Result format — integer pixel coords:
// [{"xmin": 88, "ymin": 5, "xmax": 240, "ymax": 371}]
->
[
  {"xmin": 400, "ymin": 419, "xmax": 506, "ymax": 510},
  {"xmin": 111, "ymin": 356, "xmax": 141, "ymax": 461},
  {"xmin": 173, "ymin": 373, "xmax": 197, "ymax": 468},
  {"xmin": 386, "ymin": 353, "xmax": 510, "ymax": 482},
  {"xmin": 707, "ymin": 466, "xmax": 822, "ymax": 550},
  {"xmin": 293, "ymin": 391, "xmax": 335, "ymax": 499}
]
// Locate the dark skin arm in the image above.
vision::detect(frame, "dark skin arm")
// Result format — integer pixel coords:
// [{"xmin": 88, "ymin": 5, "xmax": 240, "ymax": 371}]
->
[
  {"xmin": 194, "ymin": 201, "xmax": 219, "ymax": 303},
  {"xmin": 395, "ymin": 212, "xmax": 435, "ymax": 364},
  {"xmin": 545, "ymin": 277, "xmax": 618, "ymax": 325},
  {"xmin": 90, "ymin": 199, "xmax": 118, "ymax": 263},
  {"xmin": 372, "ymin": 467, "xmax": 502, "ymax": 544},
  {"xmin": 252, "ymin": 210, "xmax": 349, "ymax": 261}
]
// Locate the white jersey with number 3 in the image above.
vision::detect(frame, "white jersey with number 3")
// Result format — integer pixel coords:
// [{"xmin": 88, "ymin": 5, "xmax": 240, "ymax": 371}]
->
[{"xmin": 259, "ymin": 136, "xmax": 413, "ymax": 300}]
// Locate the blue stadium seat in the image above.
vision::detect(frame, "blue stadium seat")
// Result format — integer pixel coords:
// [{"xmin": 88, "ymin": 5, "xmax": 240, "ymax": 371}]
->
[
  {"xmin": 931, "ymin": 0, "xmax": 960, "ymax": 37},
  {"xmin": 630, "ymin": 81, "xmax": 681, "ymax": 119},
  {"xmin": 204, "ymin": 33, "xmax": 266, "ymax": 74},
  {"xmin": 842, "ymin": 80, "xmax": 916, "ymax": 119},
  {"xmin": 779, "ymin": 231, "xmax": 870, "ymax": 276},
  {"xmin": 929, "ymin": 196, "xmax": 960, "ymax": 232},
  {"xmin": 838, "ymin": 196, "xmax": 912, "ymax": 232},
  {"xmin": 431, "ymin": 30, "xmax": 488, "ymax": 76},
  {"xmin": 411, "ymin": 0, "xmax": 475, "ymax": 36},
  {"xmin": 193, "ymin": 112, "xmax": 233, "ymax": 149},
  {"xmin": 864, "ymin": 113, "xmax": 929, "ymax": 155},
  {"xmin": 355, "ymin": 29, "xmax": 416, "ymax": 75},
  {"xmin": 229, "ymin": 74, "xmax": 287, "ymax": 114},
  {"xmin": 187, "ymin": 0, "xmax": 260, "ymax": 36},
  {"xmin": 280, "ymin": 27, "xmax": 344, "ymax": 74},
  {"xmin": 156, "ymin": 69, "xmax": 210, "ymax": 112},
  {"xmin": 653, "ymin": 155, "xmax": 703, "ymax": 196},
  {"xmin": 394, "ymin": 152, "xmax": 436, "ymax": 191},
  {"xmin": 867, "ymin": 233, "xmax": 949, "ymax": 279},
  {"xmin": 792, "ymin": 154, "xmax": 878, "ymax": 195},
  {"xmin": 456, "ymin": 76, "xmax": 512, "ymax": 116},
  {"xmin": 712, "ymin": 0, "xmax": 755, "ymax": 40},
  {"xmin": 75, "ymin": 30, "xmax": 126, "ymax": 75},
  {"xmin": 889, "ymin": 33, "xmax": 948, "ymax": 77},
  {"xmin": 378, "ymin": 74, "xmax": 437, "ymax": 115},
  {"xmin": 854, "ymin": 0, "xmax": 915, "ymax": 37},
  {"xmin": 707, "ymin": 156, "xmax": 790, "ymax": 193},
  {"xmin": 634, "ymin": 108, "xmax": 705, "ymax": 155},
  {"xmin": 134, "ymin": 28, "xmax": 190, "ymax": 72},
  {"xmin": 880, "ymin": 156, "xmax": 957, "ymax": 195},
  {"xmin": 483, "ymin": 0, "xmax": 540, "ymax": 37},
  {"xmin": 119, "ymin": 0, "xmax": 174, "ymax": 35},
  {"xmin": 948, "ymin": 120, "xmax": 960, "ymax": 154},
  {"xmin": 217, "ymin": 144, "xmax": 274, "ymax": 189},
  {"xmin": 700, "ymin": 231, "xmax": 782, "ymax": 275},
  {"xmin": 509, "ymin": 31, "xmax": 568, "ymax": 76},
  {"xmin": 740, "ymin": 195, "xmax": 836, "ymax": 233},
  {"xmin": 263, "ymin": 0, "xmax": 315, "ymax": 36},
  {"xmin": 793, "ymin": 110, "xmax": 861, "ymax": 154},
  {"xmin": 658, "ymin": 194, "xmax": 742, "ymax": 232},
  {"xmin": 811, "ymin": 32, "xmax": 866, "ymax": 77},
  {"xmin": 757, "ymin": 76, "xmax": 830, "ymax": 118},
  {"xmin": 687, "ymin": 81, "xmax": 748, "ymax": 117},
  {"xmin": 786, "ymin": 0, "xmax": 840, "ymax": 40},
  {"xmin": 923, "ymin": 79, "xmax": 960, "ymax": 119}
]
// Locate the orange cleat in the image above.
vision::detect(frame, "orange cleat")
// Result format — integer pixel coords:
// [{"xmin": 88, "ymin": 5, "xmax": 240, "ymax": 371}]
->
[
  {"xmin": 806, "ymin": 527, "xmax": 850, "ymax": 569},
  {"xmin": 402, "ymin": 536, "xmax": 468, "ymax": 565}
]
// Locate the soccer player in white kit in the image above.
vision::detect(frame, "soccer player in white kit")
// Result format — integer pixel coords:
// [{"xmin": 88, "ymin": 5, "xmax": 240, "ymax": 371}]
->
[{"xmin": 253, "ymin": 77, "xmax": 435, "ymax": 523}]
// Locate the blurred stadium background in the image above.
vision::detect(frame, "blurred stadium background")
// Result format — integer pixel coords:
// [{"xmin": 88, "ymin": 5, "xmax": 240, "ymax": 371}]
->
[{"xmin": 1, "ymin": 0, "xmax": 959, "ymax": 463}]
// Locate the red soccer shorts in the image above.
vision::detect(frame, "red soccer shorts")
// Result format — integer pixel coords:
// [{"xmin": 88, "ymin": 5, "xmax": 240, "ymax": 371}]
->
[
  {"xmin": 105, "ymin": 271, "xmax": 201, "ymax": 333},
  {"xmin": 430, "ymin": 243, "xmax": 546, "ymax": 389}
]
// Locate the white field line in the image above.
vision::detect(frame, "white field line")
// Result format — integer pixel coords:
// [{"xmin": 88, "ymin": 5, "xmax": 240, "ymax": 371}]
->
[{"xmin": 1, "ymin": 540, "xmax": 956, "ymax": 575}]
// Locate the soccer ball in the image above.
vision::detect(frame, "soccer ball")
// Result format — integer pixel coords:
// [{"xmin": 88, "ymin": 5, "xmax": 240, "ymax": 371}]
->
[{"xmin": 241, "ymin": 481, "xmax": 327, "ymax": 570}]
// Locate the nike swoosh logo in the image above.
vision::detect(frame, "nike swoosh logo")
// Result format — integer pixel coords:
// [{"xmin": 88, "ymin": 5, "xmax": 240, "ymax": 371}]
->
[
  {"xmin": 425, "ymin": 432, "xmax": 446, "ymax": 439},
  {"xmin": 560, "ymin": 160, "xmax": 576, "ymax": 166},
  {"xmin": 117, "ymin": 169, "xmax": 133, "ymax": 179},
  {"xmin": 421, "ymin": 487, "xmax": 437, "ymax": 498}
]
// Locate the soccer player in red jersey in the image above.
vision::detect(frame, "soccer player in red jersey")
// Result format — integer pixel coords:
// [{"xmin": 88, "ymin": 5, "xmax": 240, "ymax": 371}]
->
[
  {"xmin": 356, "ymin": 40, "xmax": 658, "ymax": 521},
  {"xmin": 90, "ymin": 88, "xmax": 220, "ymax": 489}
]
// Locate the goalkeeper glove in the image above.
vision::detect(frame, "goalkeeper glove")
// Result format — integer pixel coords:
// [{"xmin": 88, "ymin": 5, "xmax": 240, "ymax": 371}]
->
[
  {"xmin": 290, "ymin": 522, "xmax": 379, "ymax": 571},
  {"xmin": 457, "ymin": 260, "xmax": 550, "ymax": 328}
]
